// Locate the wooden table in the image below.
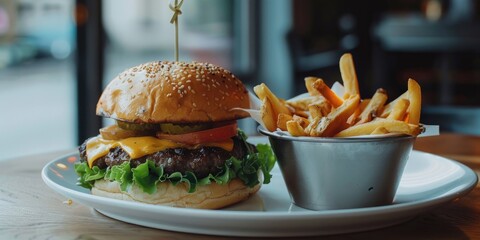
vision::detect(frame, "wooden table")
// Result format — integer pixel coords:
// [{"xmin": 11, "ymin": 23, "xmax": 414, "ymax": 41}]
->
[{"xmin": 1, "ymin": 133, "xmax": 479, "ymax": 239}]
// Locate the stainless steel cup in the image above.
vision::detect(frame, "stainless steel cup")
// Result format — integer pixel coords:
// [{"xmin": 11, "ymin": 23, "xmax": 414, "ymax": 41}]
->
[{"xmin": 259, "ymin": 127, "xmax": 415, "ymax": 211}]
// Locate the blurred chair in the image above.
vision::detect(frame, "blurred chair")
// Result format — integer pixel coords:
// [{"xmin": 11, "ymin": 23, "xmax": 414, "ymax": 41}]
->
[{"xmin": 286, "ymin": 30, "xmax": 344, "ymax": 95}]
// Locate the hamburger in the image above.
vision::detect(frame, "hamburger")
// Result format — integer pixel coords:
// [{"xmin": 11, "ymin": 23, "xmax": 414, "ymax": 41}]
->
[{"xmin": 74, "ymin": 61, "xmax": 276, "ymax": 209}]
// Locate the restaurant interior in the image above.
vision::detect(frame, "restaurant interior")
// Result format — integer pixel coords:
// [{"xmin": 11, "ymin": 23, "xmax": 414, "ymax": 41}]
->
[{"xmin": 1, "ymin": 0, "xmax": 480, "ymax": 161}]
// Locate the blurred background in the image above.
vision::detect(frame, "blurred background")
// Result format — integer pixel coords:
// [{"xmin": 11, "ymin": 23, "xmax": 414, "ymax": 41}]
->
[{"xmin": 1, "ymin": 0, "xmax": 480, "ymax": 160}]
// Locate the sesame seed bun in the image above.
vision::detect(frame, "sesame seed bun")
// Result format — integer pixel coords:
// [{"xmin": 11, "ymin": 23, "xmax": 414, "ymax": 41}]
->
[
  {"xmin": 96, "ymin": 61, "xmax": 250, "ymax": 123},
  {"xmin": 92, "ymin": 178, "xmax": 261, "ymax": 209}
]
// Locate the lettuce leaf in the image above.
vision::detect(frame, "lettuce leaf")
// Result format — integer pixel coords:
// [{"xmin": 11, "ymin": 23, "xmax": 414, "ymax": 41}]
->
[
  {"xmin": 256, "ymin": 143, "xmax": 277, "ymax": 184},
  {"xmin": 105, "ymin": 161, "xmax": 132, "ymax": 191},
  {"xmin": 74, "ymin": 163, "xmax": 106, "ymax": 189},
  {"xmin": 74, "ymin": 131, "xmax": 277, "ymax": 194},
  {"xmin": 131, "ymin": 160, "xmax": 161, "ymax": 194}
]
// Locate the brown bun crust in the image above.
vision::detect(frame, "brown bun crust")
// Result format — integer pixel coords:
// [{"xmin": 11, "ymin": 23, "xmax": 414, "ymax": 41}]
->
[
  {"xmin": 92, "ymin": 178, "xmax": 260, "ymax": 209},
  {"xmin": 96, "ymin": 61, "xmax": 250, "ymax": 123}
]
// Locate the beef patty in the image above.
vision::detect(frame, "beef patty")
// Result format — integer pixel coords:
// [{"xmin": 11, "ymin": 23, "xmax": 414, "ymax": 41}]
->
[{"xmin": 78, "ymin": 136, "xmax": 253, "ymax": 178}]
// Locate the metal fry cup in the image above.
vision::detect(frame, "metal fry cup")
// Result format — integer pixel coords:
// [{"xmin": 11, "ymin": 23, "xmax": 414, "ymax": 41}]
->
[{"xmin": 259, "ymin": 127, "xmax": 415, "ymax": 211}]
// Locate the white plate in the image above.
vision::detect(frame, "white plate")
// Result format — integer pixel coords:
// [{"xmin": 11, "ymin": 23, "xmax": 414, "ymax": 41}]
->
[{"xmin": 42, "ymin": 150, "xmax": 477, "ymax": 237}]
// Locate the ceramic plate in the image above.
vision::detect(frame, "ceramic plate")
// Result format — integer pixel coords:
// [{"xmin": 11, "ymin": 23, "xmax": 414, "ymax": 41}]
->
[{"xmin": 42, "ymin": 150, "xmax": 477, "ymax": 237}]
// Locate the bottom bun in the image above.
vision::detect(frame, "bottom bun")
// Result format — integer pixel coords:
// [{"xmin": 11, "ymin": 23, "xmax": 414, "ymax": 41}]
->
[{"xmin": 92, "ymin": 178, "xmax": 261, "ymax": 209}]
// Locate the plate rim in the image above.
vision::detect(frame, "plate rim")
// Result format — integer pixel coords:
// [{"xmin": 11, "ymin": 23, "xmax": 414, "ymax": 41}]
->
[{"xmin": 41, "ymin": 150, "xmax": 478, "ymax": 234}]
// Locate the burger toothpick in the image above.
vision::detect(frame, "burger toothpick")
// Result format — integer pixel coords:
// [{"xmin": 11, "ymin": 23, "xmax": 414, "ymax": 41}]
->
[{"xmin": 169, "ymin": 0, "xmax": 184, "ymax": 62}]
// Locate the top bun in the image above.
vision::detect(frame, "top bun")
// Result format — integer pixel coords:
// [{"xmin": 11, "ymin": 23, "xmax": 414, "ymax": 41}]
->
[{"xmin": 96, "ymin": 61, "xmax": 250, "ymax": 123}]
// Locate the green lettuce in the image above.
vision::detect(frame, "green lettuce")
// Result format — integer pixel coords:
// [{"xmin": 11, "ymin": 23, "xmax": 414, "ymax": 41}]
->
[
  {"xmin": 75, "ymin": 131, "xmax": 277, "ymax": 194},
  {"xmin": 74, "ymin": 163, "xmax": 106, "ymax": 189}
]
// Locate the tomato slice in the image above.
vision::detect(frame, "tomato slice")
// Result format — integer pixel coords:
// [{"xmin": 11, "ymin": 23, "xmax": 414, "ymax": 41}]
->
[{"xmin": 156, "ymin": 121, "xmax": 238, "ymax": 145}]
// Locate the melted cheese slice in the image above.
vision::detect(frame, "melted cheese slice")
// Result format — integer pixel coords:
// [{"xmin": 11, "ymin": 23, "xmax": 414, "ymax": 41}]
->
[{"xmin": 86, "ymin": 136, "xmax": 234, "ymax": 168}]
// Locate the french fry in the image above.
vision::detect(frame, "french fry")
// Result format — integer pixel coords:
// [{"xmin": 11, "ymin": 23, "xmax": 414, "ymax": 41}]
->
[
  {"xmin": 257, "ymin": 54, "xmax": 423, "ymax": 138},
  {"xmin": 277, "ymin": 113, "xmax": 293, "ymax": 131},
  {"xmin": 355, "ymin": 88, "xmax": 388, "ymax": 125},
  {"xmin": 304, "ymin": 117, "xmax": 320, "ymax": 136},
  {"xmin": 309, "ymin": 95, "xmax": 360, "ymax": 137},
  {"xmin": 286, "ymin": 120, "xmax": 306, "ymax": 137},
  {"xmin": 371, "ymin": 127, "xmax": 389, "ymax": 135},
  {"xmin": 292, "ymin": 115, "xmax": 310, "ymax": 128},
  {"xmin": 380, "ymin": 91, "xmax": 408, "ymax": 118},
  {"xmin": 407, "ymin": 78, "xmax": 422, "ymax": 125},
  {"xmin": 254, "ymin": 83, "xmax": 291, "ymax": 116},
  {"xmin": 293, "ymin": 110, "xmax": 309, "ymax": 119},
  {"xmin": 261, "ymin": 98, "xmax": 277, "ymax": 131},
  {"xmin": 387, "ymin": 98, "xmax": 410, "ymax": 121},
  {"xmin": 339, "ymin": 53, "xmax": 360, "ymax": 99},
  {"xmin": 305, "ymin": 77, "xmax": 320, "ymax": 96},
  {"xmin": 347, "ymin": 99, "xmax": 370, "ymax": 125},
  {"xmin": 312, "ymin": 78, "xmax": 344, "ymax": 108},
  {"xmin": 308, "ymin": 98, "xmax": 332, "ymax": 119},
  {"xmin": 287, "ymin": 96, "xmax": 325, "ymax": 111},
  {"xmin": 335, "ymin": 118, "xmax": 422, "ymax": 137}
]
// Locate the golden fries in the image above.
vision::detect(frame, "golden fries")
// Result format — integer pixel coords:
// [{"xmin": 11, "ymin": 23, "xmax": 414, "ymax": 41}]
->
[
  {"xmin": 308, "ymin": 95, "xmax": 360, "ymax": 137},
  {"xmin": 347, "ymin": 99, "xmax": 370, "ymax": 125},
  {"xmin": 286, "ymin": 121, "xmax": 305, "ymax": 137},
  {"xmin": 407, "ymin": 78, "xmax": 422, "ymax": 125},
  {"xmin": 254, "ymin": 83, "xmax": 291, "ymax": 116},
  {"xmin": 335, "ymin": 118, "xmax": 422, "ymax": 137},
  {"xmin": 276, "ymin": 113, "xmax": 293, "ymax": 131},
  {"xmin": 312, "ymin": 78, "xmax": 343, "ymax": 108},
  {"xmin": 286, "ymin": 96, "xmax": 325, "ymax": 111},
  {"xmin": 254, "ymin": 53, "xmax": 423, "ymax": 138},
  {"xmin": 261, "ymin": 98, "xmax": 277, "ymax": 132},
  {"xmin": 371, "ymin": 127, "xmax": 389, "ymax": 135},
  {"xmin": 292, "ymin": 115, "xmax": 310, "ymax": 128},
  {"xmin": 305, "ymin": 77, "xmax": 320, "ymax": 96},
  {"xmin": 308, "ymin": 98, "xmax": 332, "ymax": 119},
  {"xmin": 387, "ymin": 98, "xmax": 410, "ymax": 121},
  {"xmin": 339, "ymin": 53, "xmax": 360, "ymax": 99},
  {"xmin": 355, "ymin": 89, "xmax": 388, "ymax": 125},
  {"xmin": 379, "ymin": 91, "xmax": 408, "ymax": 118}
]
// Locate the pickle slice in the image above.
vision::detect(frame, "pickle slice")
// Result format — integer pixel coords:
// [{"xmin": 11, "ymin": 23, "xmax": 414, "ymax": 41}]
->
[
  {"xmin": 159, "ymin": 123, "xmax": 211, "ymax": 134},
  {"xmin": 116, "ymin": 121, "xmax": 160, "ymax": 131},
  {"xmin": 100, "ymin": 125, "xmax": 148, "ymax": 140}
]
